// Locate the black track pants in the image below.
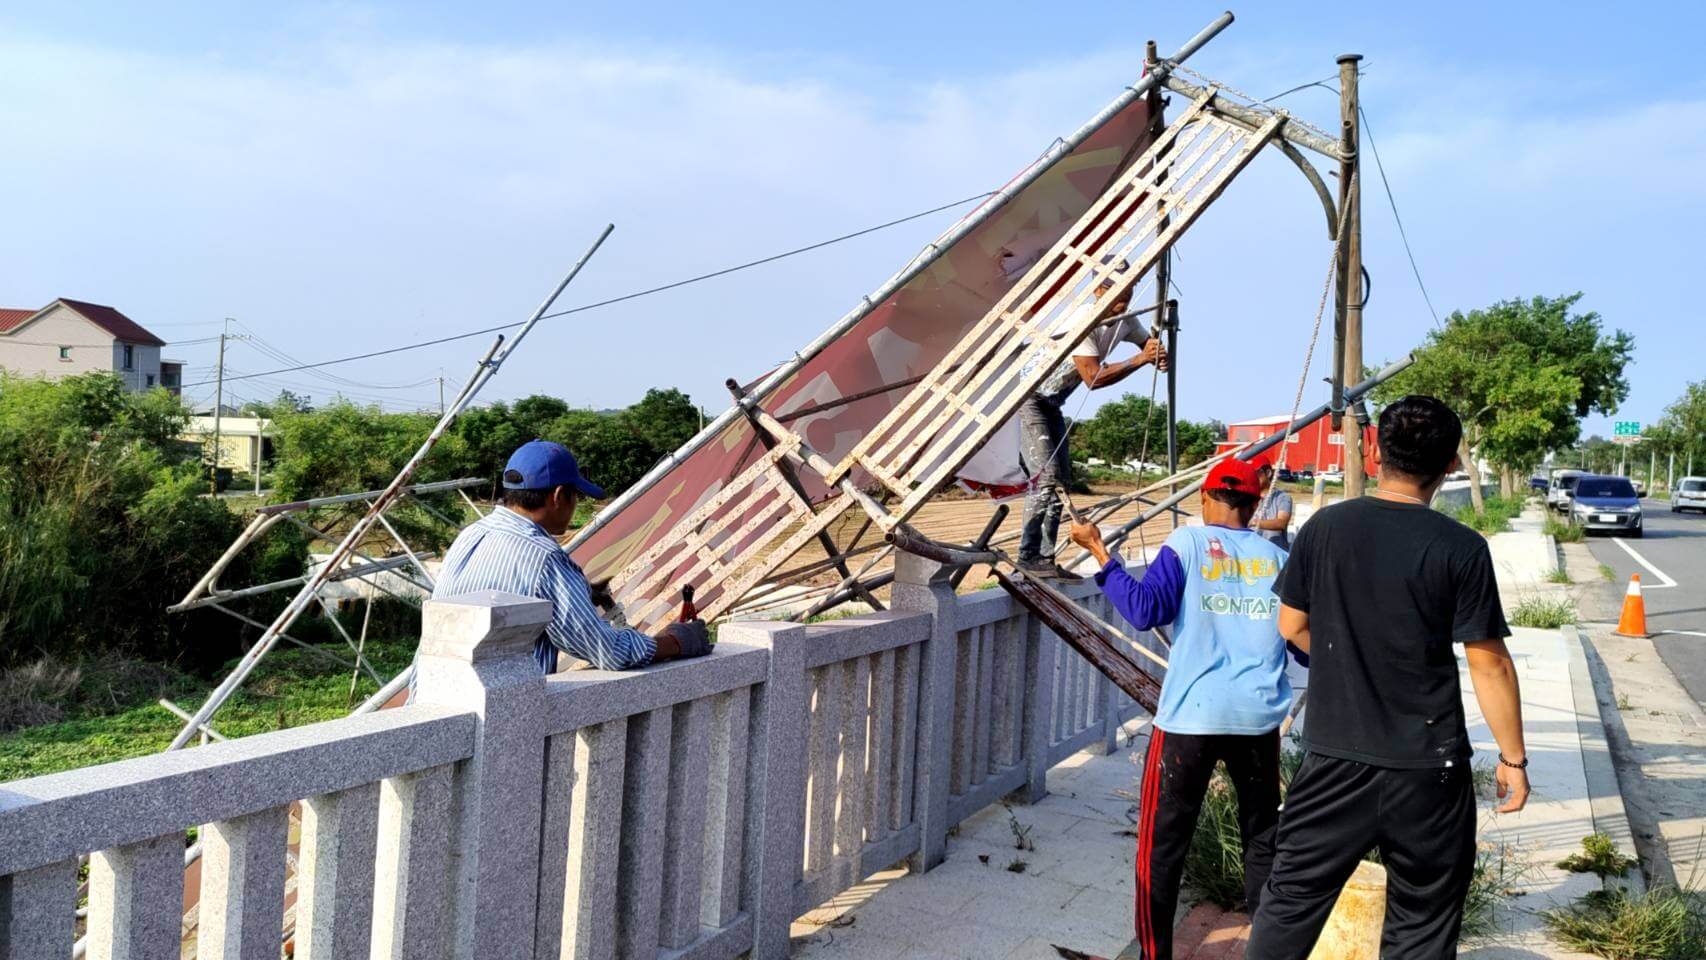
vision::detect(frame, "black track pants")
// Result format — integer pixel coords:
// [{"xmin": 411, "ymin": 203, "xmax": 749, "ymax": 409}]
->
[
  {"xmin": 1245, "ymin": 752, "xmax": 1477, "ymax": 960},
  {"xmin": 1134, "ymin": 727, "xmax": 1281, "ymax": 960}
]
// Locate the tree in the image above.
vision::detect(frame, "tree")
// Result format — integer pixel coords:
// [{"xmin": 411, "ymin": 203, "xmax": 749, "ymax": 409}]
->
[
  {"xmin": 623, "ymin": 388, "xmax": 701, "ymax": 455},
  {"xmin": 1078, "ymin": 396, "xmax": 1222, "ymax": 470},
  {"xmin": 511, "ymin": 395, "xmax": 570, "ymax": 439},
  {"xmin": 543, "ymin": 411, "xmax": 659, "ymax": 494},
  {"xmin": 0, "ymin": 373, "xmax": 296, "ymax": 669},
  {"xmin": 1078, "ymin": 395, "xmax": 1163, "ymax": 466},
  {"xmin": 1662, "ymin": 382, "xmax": 1706, "ymax": 467},
  {"xmin": 1378, "ymin": 293, "xmax": 1633, "ymax": 499},
  {"xmin": 242, "ymin": 390, "xmax": 313, "ymax": 418}
]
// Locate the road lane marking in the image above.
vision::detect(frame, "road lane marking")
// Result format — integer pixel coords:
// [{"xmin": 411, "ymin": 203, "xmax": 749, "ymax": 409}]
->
[
  {"xmin": 1610, "ymin": 536, "xmax": 1678, "ymax": 589},
  {"xmin": 1657, "ymin": 630, "xmax": 1706, "ymax": 638}
]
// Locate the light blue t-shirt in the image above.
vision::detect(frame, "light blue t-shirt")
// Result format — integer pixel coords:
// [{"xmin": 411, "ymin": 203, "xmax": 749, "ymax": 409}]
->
[{"xmin": 1153, "ymin": 525, "xmax": 1292, "ymax": 735}]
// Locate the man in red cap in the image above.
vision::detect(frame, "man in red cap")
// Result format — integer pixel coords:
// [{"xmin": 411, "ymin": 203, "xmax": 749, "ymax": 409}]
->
[{"xmin": 1070, "ymin": 457, "xmax": 1296, "ymax": 960}]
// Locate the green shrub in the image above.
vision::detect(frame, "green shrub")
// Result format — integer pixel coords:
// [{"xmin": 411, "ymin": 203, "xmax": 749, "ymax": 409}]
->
[
  {"xmin": 1544, "ymin": 887, "xmax": 1706, "ymax": 960},
  {"xmin": 0, "ymin": 374, "xmax": 305, "ymax": 671},
  {"xmin": 1557, "ymin": 834, "xmax": 1638, "ymax": 879},
  {"xmin": 1449, "ymin": 495, "xmax": 1523, "ymax": 535},
  {"xmin": 1546, "ymin": 515, "xmax": 1585, "ymax": 543},
  {"xmin": 1510, "ymin": 596, "xmax": 1578, "ymax": 629}
]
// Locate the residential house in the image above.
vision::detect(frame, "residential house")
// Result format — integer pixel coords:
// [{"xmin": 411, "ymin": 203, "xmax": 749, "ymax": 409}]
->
[
  {"xmin": 182, "ymin": 414, "xmax": 273, "ymax": 473},
  {"xmin": 0, "ymin": 298, "xmax": 182, "ymax": 395}
]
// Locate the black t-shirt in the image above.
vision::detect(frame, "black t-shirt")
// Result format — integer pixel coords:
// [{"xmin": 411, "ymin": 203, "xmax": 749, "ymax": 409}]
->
[{"xmin": 1275, "ymin": 497, "xmax": 1509, "ymax": 768}]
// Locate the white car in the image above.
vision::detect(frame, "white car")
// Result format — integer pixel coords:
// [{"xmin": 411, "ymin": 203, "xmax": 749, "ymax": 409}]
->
[
  {"xmin": 1675, "ymin": 477, "xmax": 1706, "ymax": 513},
  {"xmin": 1548, "ymin": 470, "xmax": 1584, "ymax": 512}
]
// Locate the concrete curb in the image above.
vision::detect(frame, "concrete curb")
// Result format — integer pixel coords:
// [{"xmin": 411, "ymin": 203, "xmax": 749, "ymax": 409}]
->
[{"xmin": 1561, "ymin": 623, "xmax": 1647, "ymax": 895}]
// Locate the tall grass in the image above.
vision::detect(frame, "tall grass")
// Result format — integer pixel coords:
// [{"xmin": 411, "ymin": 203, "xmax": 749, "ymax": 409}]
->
[
  {"xmin": 1544, "ymin": 887, "xmax": 1706, "ymax": 960},
  {"xmin": 0, "ymin": 603, "xmax": 421, "ymax": 780},
  {"xmin": 1449, "ymin": 495, "xmax": 1524, "ymax": 535},
  {"xmin": 1182, "ymin": 746, "xmax": 1521, "ymax": 940},
  {"xmin": 1546, "ymin": 515, "xmax": 1586, "ymax": 543},
  {"xmin": 1510, "ymin": 595, "xmax": 1578, "ymax": 629}
]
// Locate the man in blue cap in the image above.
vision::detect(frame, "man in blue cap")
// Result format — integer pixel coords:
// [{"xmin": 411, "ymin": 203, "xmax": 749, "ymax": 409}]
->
[{"xmin": 433, "ymin": 439, "xmax": 711, "ymax": 672}]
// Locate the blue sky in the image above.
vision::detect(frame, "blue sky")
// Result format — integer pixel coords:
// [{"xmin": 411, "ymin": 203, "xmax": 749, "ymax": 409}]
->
[{"xmin": 3, "ymin": 2, "xmax": 1701, "ymax": 441}]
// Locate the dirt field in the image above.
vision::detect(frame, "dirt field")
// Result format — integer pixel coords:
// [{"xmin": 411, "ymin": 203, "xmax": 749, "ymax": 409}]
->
[{"xmin": 728, "ymin": 480, "xmax": 1202, "ymax": 618}]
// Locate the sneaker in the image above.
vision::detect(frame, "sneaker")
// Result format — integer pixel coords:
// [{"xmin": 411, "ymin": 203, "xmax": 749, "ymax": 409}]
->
[{"xmin": 1017, "ymin": 559, "xmax": 1063, "ymax": 579}]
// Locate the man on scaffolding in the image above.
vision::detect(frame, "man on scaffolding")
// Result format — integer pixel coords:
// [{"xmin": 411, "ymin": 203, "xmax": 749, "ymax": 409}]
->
[
  {"xmin": 433, "ymin": 440, "xmax": 712, "ymax": 673},
  {"xmin": 1017, "ymin": 260, "xmax": 1167, "ymax": 578}
]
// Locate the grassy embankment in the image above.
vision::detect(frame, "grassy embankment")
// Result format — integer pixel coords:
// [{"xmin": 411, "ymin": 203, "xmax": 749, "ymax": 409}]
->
[{"xmin": 0, "ymin": 625, "xmax": 417, "ymax": 782}]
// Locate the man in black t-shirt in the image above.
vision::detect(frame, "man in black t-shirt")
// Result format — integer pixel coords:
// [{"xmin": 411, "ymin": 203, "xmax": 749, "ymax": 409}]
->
[{"xmin": 1245, "ymin": 396, "xmax": 1530, "ymax": 960}]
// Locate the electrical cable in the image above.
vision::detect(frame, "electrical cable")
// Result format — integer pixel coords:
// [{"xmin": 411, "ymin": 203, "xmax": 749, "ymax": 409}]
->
[
  {"xmin": 182, "ymin": 191, "xmax": 996, "ymax": 389},
  {"xmin": 1259, "ymin": 68, "xmax": 1443, "ymax": 332},
  {"xmin": 1359, "ymin": 105, "xmax": 1442, "ymax": 330}
]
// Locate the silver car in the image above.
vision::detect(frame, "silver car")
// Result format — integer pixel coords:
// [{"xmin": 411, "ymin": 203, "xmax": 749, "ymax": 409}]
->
[{"xmin": 1674, "ymin": 477, "xmax": 1706, "ymax": 513}]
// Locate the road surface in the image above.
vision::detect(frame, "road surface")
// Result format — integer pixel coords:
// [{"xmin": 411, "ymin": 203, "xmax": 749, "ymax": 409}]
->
[{"xmin": 1585, "ymin": 501, "xmax": 1706, "ymax": 707}]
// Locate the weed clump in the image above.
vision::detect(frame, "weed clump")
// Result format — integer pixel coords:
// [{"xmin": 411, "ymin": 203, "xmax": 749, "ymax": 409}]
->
[
  {"xmin": 1510, "ymin": 596, "xmax": 1577, "ymax": 629},
  {"xmin": 1557, "ymin": 834, "xmax": 1638, "ymax": 879}
]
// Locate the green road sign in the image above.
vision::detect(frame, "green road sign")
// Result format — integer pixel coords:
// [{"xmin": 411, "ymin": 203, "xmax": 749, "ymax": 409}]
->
[{"xmin": 1614, "ymin": 420, "xmax": 1642, "ymax": 437}]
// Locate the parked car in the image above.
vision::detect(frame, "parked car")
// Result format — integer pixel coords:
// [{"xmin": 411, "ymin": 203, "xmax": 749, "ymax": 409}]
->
[
  {"xmin": 1529, "ymin": 476, "xmax": 1550, "ymax": 492},
  {"xmin": 1571, "ymin": 475, "xmax": 1642, "ymax": 537},
  {"xmin": 1632, "ymin": 478, "xmax": 1647, "ymax": 497},
  {"xmin": 1319, "ymin": 470, "xmax": 1344, "ymax": 484},
  {"xmin": 1675, "ymin": 476, "xmax": 1706, "ymax": 513},
  {"xmin": 1547, "ymin": 470, "xmax": 1584, "ymax": 512},
  {"xmin": 1277, "ymin": 468, "xmax": 1298, "ymax": 483}
]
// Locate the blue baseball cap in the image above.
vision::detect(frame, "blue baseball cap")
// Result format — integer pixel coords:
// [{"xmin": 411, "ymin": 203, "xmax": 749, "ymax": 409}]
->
[{"xmin": 503, "ymin": 440, "xmax": 604, "ymax": 498}]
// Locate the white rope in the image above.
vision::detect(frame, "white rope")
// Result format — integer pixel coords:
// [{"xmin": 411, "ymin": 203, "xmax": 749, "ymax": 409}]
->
[{"xmin": 1250, "ymin": 171, "xmax": 1358, "ymax": 527}]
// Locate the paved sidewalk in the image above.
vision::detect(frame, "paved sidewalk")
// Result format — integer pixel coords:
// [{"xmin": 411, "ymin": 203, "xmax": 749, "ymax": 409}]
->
[
  {"xmin": 791, "ymin": 717, "xmax": 1154, "ymax": 959},
  {"xmin": 792, "ymin": 506, "xmax": 1615, "ymax": 958}
]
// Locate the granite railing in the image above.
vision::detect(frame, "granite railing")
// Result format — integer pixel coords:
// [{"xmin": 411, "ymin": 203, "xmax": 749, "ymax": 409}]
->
[{"xmin": 0, "ymin": 552, "xmax": 1152, "ymax": 960}]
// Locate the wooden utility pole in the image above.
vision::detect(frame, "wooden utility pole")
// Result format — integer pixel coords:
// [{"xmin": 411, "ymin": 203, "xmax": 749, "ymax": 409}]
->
[
  {"xmin": 1337, "ymin": 54, "xmax": 1365, "ymax": 498},
  {"xmin": 210, "ymin": 318, "xmax": 230, "ymax": 493}
]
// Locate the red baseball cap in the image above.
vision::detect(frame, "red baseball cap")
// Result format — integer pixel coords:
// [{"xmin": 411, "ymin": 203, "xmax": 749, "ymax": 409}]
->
[{"xmin": 1205, "ymin": 458, "xmax": 1261, "ymax": 497}]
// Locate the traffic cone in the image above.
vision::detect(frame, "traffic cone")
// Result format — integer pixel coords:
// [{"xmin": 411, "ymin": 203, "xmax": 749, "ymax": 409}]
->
[{"xmin": 1615, "ymin": 574, "xmax": 1649, "ymax": 638}]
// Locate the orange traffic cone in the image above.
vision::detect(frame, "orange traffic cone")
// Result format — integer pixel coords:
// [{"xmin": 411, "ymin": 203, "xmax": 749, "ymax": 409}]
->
[{"xmin": 1615, "ymin": 574, "xmax": 1650, "ymax": 638}]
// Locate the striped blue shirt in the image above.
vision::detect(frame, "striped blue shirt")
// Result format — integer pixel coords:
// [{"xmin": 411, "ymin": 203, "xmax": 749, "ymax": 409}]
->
[{"xmin": 432, "ymin": 507, "xmax": 656, "ymax": 672}]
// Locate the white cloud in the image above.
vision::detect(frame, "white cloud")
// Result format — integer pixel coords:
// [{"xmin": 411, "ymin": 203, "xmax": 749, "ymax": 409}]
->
[{"xmin": 0, "ymin": 32, "xmax": 1699, "ymax": 431}]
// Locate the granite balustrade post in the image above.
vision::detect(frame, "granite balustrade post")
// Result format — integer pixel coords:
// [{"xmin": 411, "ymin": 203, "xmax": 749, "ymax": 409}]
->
[
  {"xmin": 1014, "ymin": 611, "xmax": 1054, "ymax": 804},
  {"xmin": 411, "ymin": 590, "xmax": 552, "ymax": 960},
  {"xmin": 722, "ymin": 621, "xmax": 808, "ymax": 960},
  {"xmin": 890, "ymin": 550, "xmax": 959, "ymax": 872}
]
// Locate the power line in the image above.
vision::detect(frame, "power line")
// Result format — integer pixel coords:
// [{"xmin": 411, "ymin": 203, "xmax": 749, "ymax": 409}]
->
[
  {"xmin": 1261, "ymin": 72, "xmax": 1341, "ymax": 104},
  {"xmin": 1359, "ymin": 104, "xmax": 1442, "ymax": 329},
  {"xmin": 182, "ymin": 190, "xmax": 994, "ymax": 388},
  {"xmin": 1261, "ymin": 68, "xmax": 1444, "ymax": 332}
]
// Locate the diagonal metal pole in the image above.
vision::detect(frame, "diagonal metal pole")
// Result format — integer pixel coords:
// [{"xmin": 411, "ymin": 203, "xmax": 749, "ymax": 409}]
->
[
  {"xmin": 167, "ymin": 225, "xmax": 615, "ymax": 749},
  {"xmin": 368, "ymin": 499, "xmax": 438, "ymax": 591},
  {"xmin": 1064, "ymin": 353, "xmax": 1415, "ymax": 570}
]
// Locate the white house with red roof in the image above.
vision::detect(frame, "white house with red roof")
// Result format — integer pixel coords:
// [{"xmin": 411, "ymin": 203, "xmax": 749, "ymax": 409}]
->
[{"xmin": 0, "ymin": 298, "xmax": 182, "ymax": 395}]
